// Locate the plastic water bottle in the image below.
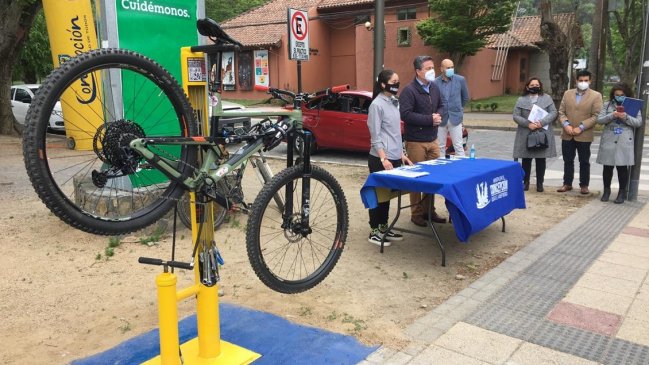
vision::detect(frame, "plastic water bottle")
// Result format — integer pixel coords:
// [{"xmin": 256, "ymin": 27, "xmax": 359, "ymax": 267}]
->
[{"xmin": 470, "ymin": 144, "xmax": 476, "ymax": 159}]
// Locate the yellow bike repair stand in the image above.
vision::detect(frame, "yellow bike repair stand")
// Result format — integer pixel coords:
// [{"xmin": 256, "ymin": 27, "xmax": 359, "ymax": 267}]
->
[{"xmin": 141, "ymin": 47, "xmax": 260, "ymax": 365}]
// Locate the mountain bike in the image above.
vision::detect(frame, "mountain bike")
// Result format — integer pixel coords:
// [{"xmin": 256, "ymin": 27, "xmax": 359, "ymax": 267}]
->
[
  {"xmin": 22, "ymin": 20, "xmax": 349, "ymax": 293},
  {"xmin": 175, "ymin": 139, "xmax": 281, "ymax": 230}
]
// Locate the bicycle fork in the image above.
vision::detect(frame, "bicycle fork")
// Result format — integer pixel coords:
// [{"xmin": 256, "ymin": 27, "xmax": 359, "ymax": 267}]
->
[{"xmin": 283, "ymin": 131, "xmax": 313, "ymax": 237}]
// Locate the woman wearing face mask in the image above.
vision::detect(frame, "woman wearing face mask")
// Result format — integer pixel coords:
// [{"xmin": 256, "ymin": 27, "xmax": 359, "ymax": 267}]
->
[
  {"xmin": 512, "ymin": 77, "xmax": 557, "ymax": 192},
  {"xmin": 366, "ymin": 69, "xmax": 412, "ymax": 246},
  {"xmin": 595, "ymin": 83, "xmax": 643, "ymax": 204}
]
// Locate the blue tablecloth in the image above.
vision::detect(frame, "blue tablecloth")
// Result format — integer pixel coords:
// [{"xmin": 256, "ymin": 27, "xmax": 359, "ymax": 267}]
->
[{"xmin": 360, "ymin": 158, "xmax": 526, "ymax": 242}]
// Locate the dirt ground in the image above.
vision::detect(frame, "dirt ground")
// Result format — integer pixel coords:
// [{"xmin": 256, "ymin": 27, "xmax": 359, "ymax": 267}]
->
[{"xmin": 0, "ymin": 134, "xmax": 591, "ymax": 364}]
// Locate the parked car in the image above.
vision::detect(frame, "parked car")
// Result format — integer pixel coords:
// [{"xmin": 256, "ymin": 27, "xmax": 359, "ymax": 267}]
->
[
  {"xmin": 10, "ymin": 84, "xmax": 65, "ymax": 132},
  {"xmin": 298, "ymin": 90, "xmax": 467, "ymax": 155}
]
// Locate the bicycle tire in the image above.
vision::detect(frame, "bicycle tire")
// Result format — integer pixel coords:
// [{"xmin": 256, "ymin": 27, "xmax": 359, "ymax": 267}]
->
[
  {"xmin": 176, "ymin": 192, "xmax": 227, "ymax": 230},
  {"xmin": 246, "ymin": 165, "xmax": 348, "ymax": 293},
  {"xmin": 23, "ymin": 48, "xmax": 197, "ymax": 235},
  {"xmin": 252, "ymin": 157, "xmax": 284, "ymax": 212}
]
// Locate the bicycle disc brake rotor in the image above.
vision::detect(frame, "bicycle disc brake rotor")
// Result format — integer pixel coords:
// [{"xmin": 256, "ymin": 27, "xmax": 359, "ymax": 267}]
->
[
  {"xmin": 284, "ymin": 213, "xmax": 305, "ymax": 243},
  {"xmin": 91, "ymin": 119, "xmax": 145, "ymax": 188}
]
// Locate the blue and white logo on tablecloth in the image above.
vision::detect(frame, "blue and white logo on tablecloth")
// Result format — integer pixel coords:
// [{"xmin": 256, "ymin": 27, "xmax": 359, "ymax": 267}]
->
[
  {"xmin": 476, "ymin": 181, "xmax": 490, "ymax": 209},
  {"xmin": 476, "ymin": 175, "xmax": 509, "ymax": 209}
]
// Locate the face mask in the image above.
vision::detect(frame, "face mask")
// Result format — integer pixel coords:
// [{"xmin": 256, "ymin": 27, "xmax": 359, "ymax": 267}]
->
[
  {"xmin": 425, "ymin": 69, "xmax": 436, "ymax": 82},
  {"xmin": 614, "ymin": 95, "xmax": 626, "ymax": 104},
  {"xmin": 528, "ymin": 86, "xmax": 541, "ymax": 94},
  {"xmin": 386, "ymin": 82, "xmax": 400, "ymax": 95},
  {"xmin": 577, "ymin": 81, "xmax": 589, "ymax": 91},
  {"xmin": 445, "ymin": 68, "xmax": 455, "ymax": 78}
]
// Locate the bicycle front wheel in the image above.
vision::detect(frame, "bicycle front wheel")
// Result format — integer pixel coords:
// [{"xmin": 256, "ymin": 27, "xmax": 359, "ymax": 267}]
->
[
  {"xmin": 23, "ymin": 49, "xmax": 197, "ymax": 235},
  {"xmin": 246, "ymin": 165, "xmax": 348, "ymax": 293}
]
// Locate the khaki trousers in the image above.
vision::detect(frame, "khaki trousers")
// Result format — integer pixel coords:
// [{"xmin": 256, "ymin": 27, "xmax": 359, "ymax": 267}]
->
[{"xmin": 405, "ymin": 140, "xmax": 440, "ymax": 217}]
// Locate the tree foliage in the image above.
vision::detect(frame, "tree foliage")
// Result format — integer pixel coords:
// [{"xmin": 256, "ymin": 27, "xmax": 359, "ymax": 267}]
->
[
  {"xmin": 607, "ymin": 0, "xmax": 645, "ymax": 91},
  {"xmin": 416, "ymin": 0, "xmax": 517, "ymax": 69},
  {"xmin": 205, "ymin": 0, "xmax": 268, "ymax": 23},
  {"xmin": 13, "ymin": 9, "xmax": 52, "ymax": 83}
]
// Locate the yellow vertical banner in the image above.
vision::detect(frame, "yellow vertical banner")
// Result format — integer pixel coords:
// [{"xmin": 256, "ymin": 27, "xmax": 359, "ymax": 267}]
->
[{"xmin": 42, "ymin": 0, "xmax": 102, "ymax": 150}]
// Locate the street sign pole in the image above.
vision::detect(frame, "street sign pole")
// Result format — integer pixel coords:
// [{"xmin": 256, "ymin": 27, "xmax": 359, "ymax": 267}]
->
[{"xmin": 288, "ymin": 8, "xmax": 309, "ymax": 93}]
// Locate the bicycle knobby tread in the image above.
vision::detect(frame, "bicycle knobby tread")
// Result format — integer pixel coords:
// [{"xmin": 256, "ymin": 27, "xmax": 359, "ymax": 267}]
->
[
  {"xmin": 246, "ymin": 164, "xmax": 349, "ymax": 294},
  {"xmin": 22, "ymin": 48, "xmax": 198, "ymax": 236}
]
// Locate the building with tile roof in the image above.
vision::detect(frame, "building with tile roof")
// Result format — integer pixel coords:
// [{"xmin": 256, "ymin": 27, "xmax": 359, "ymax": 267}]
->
[{"xmin": 213, "ymin": 0, "xmax": 581, "ymax": 100}]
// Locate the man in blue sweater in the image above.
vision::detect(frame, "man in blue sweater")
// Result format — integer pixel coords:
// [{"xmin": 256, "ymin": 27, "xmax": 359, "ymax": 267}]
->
[
  {"xmin": 400, "ymin": 55, "xmax": 447, "ymax": 226},
  {"xmin": 434, "ymin": 59, "xmax": 470, "ymax": 157}
]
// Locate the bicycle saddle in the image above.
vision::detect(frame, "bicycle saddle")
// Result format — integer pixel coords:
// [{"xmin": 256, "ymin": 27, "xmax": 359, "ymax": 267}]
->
[{"xmin": 197, "ymin": 18, "xmax": 243, "ymax": 47}]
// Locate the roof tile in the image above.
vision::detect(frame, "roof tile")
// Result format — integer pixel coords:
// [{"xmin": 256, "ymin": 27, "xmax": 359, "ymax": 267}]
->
[{"xmin": 487, "ymin": 13, "xmax": 580, "ymax": 49}]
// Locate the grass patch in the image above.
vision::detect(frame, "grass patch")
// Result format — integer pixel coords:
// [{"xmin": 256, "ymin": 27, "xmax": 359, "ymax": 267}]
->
[{"xmin": 468, "ymin": 94, "xmax": 519, "ymax": 113}]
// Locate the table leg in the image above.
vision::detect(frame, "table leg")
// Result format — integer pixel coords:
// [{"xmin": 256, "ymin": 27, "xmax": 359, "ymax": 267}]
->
[
  {"xmin": 427, "ymin": 196, "xmax": 446, "ymax": 267},
  {"xmin": 501, "ymin": 217, "xmax": 506, "ymax": 232}
]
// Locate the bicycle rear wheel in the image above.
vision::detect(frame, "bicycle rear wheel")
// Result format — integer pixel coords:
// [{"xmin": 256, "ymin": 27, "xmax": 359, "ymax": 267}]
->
[
  {"xmin": 22, "ymin": 49, "xmax": 197, "ymax": 235},
  {"xmin": 176, "ymin": 192, "xmax": 227, "ymax": 230},
  {"xmin": 246, "ymin": 165, "xmax": 348, "ymax": 293}
]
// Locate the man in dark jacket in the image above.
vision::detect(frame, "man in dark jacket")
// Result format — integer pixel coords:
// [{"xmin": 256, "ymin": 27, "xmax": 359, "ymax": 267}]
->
[{"xmin": 400, "ymin": 55, "xmax": 446, "ymax": 226}]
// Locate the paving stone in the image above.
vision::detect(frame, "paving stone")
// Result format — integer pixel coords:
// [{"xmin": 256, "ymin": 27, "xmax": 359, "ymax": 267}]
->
[
  {"xmin": 408, "ymin": 345, "xmax": 491, "ymax": 365},
  {"xmin": 528, "ymin": 321, "xmax": 610, "ymax": 362},
  {"xmin": 383, "ymin": 351, "xmax": 412, "ymax": 365},
  {"xmin": 602, "ymin": 338, "xmax": 649, "ymax": 365},
  {"xmin": 616, "ymin": 317, "xmax": 649, "ymax": 348},
  {"xmin": 401, "ymin": 343, "xmax": 427, "ymax": 357},
  {"xmin": 434, "ymin": 322, "xmax": 522, "ymax": 364},
  {"xmin": 465, "ymin": 303, "xmax": 544, "ymax": 341},
  {"xmin": 587, "ymin": 259, "xmax": 647, "ymax": 283},
  {"xmin": 564, "ymin": 285, "xmax": 634, "ymax": 316},
  {"xmin": 507, "ymin": 342, "xmax": 600, "ymax": 365},
  {"xmin": 365, "ymin": 347, "xmax": 396, "ymax": 363},
  {"xmin": 599, "ymin": 251, "xmax": 649, "ymax": 270},
  {"xmin": 546, "ymin": 301, "xmax": 622, "ymax": 336},
  {"xmin": 573, "ymin": 271, "xmax": 642, "ymax": 298},
  {"xmin": 626, "ymin": 298, "xmax": 649, "ymax": 323},
  {"xmin": 607, "ymin": 238, "xmax": 649, "ymax": 257}
]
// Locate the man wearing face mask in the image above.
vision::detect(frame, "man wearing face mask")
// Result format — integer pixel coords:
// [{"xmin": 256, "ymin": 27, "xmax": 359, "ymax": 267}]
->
[
  {"xmin": 557, "ymin": 69, "xmax": 602, "ymax": 195},
  {"xmin": 433, "ymin": 59, "xmax": 470, "ymax": 157},
  {"xmin": 400, "ymin": 55, "xmax": 446, "ymax": 226}
]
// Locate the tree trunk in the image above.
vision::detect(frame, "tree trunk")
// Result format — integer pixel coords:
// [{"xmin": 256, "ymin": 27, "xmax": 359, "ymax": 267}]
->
[
  {"xmin": 539, "ymin": 0, "xmax": 571, "ymax": 110},
  {"xmin": 589, "ymin": 0, "xmax": 605, "ymax": 90},
  {"xmin": 0, "ymin": 0, "xmax": 42, "ymax": 136}
]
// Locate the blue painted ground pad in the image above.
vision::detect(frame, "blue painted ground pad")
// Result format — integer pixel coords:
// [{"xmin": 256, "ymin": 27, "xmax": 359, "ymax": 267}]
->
[{"xmin": 71, "ymin": 302, "xmax": 378, "ymax": 365}]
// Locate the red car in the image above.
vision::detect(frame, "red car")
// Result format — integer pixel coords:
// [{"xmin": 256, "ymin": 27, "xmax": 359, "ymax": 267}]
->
[{"xmin": 299, "ymin": 90, "xmax": 467, "ymax": 155}]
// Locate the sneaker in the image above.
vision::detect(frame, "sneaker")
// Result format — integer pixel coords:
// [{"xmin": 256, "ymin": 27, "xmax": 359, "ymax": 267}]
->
[
  {"xmin": 379, "ymin": 224, "xmax": 403, "ymax": 241},
  {"xmin": 368, "ymin": 229, "xmax": 391, "ymax": 247}
]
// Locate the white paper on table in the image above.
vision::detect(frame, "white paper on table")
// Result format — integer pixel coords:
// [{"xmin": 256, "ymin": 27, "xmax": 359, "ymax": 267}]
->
[
  {"xmin": 419, "ymin": 159, "xmax": 454, "ymax": 165},
  {"xmin": 376, "ymin": 168, "xmax": 429, "ymax": 178},
  {"xmin": 528, "ymin": 104, "xmax": 549, "ymax": 130}
]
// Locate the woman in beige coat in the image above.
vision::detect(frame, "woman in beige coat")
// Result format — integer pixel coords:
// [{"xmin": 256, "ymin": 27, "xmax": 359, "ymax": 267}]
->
[{"xmin": 596, "ymin": 83, "xmax": 643, "ymax": 204}]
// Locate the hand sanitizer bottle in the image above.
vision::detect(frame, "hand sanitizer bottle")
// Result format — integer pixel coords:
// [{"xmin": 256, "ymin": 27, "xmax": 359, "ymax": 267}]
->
[{"xmin": 470, "ymin": 144, "xmax": 476, "ymax": 159}]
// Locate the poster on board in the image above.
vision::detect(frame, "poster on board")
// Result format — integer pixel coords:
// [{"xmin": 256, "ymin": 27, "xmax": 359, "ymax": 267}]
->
[
  {"xmin": 238, "ymin": 51, "xmax": 253, "ymax": 90},
  {"xmin": 254, "ymin": 50, "xmax": 269, "ymax": 87},
  {"xmin": 221, "ymin": 51, "xmax": 235, "ymax": 90}
]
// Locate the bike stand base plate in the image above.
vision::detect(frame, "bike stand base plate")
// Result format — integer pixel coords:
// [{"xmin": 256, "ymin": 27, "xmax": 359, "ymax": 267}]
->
[{"xmin": 141, "ymin": 338, "xmax": 260, "ymax": 365}]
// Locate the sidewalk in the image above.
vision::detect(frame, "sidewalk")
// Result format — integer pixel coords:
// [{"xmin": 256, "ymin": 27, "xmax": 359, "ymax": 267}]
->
[{"xmin": 359, "ymin": 197, "xmax": 649, "ymax": 364}]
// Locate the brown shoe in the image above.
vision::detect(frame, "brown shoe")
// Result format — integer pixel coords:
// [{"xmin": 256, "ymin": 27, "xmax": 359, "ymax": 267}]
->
[
  {"xmin": 580, "ymin": 186, "xmax": 589, "ymax": 195},
  {"xmin": 429, "ymin": 212, "xmax": 447, "ymax": 224},
  {"xmin": 411, "ymin": 215, "xmax": 427, "ymax": 227},
  {"xmin": 556, "ymin": 185, "xmax": 573, "ymax": 193}
]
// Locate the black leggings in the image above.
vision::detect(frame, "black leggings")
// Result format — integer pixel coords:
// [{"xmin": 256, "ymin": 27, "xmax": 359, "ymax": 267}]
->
[
  {"xmin": 368, "ymin": 155, "xmax": 401, "ymax": 228},
  {"xmin": 602, "ymin": 165, "xmax": 629, "ymax": 190},
  {"xmin": 521, "ymin": 158, "xmax": 546, "ymax": 184}
]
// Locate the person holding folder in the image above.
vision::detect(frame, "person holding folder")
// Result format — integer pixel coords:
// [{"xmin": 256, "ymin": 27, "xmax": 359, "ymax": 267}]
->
[
  {"xmin": 512, "ymin": 77, "xmax": 557, "ymax": 192},
  {"xmin": 596, "ymin": 82, "xmax": 643, "ymax": 204}
]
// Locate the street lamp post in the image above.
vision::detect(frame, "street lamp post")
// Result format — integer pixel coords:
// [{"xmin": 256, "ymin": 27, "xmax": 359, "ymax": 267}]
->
[{"xmin": 373, "ymin": 0, "xmax": 385, "ymax": 82}]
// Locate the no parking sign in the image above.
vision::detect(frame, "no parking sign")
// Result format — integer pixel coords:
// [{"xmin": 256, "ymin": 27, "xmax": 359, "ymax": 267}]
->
[{"xmin": 288, "ymin": 8, "xmax": 309, "ymax": 61}]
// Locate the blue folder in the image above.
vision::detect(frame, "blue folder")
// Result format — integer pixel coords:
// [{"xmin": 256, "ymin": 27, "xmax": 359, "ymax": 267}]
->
[{"xmin": 622, "ymin": 97, "xmax": 644, "ymax": 117}]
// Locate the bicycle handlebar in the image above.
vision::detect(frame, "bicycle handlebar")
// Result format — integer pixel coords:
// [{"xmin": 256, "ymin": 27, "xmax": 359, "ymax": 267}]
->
[
  {"xmin": 138, "ymin": 257, "xmax": 194, "ymax": 270},
  {"xmin": 255, "ymin": 84, "xmax": 350, "ymax": 100}
]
